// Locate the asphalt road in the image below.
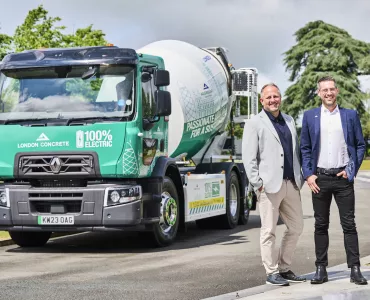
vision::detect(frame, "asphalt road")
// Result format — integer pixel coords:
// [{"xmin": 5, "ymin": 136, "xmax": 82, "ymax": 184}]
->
[{"xmin": 1, "ymin": 172, "xmax": 370, "ymax": 300}]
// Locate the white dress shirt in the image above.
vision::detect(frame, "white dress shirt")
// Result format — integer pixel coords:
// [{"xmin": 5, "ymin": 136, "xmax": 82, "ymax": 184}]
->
[{"xmin": 317, "ymin": 105, "xmax": 349, "ymax": 169}]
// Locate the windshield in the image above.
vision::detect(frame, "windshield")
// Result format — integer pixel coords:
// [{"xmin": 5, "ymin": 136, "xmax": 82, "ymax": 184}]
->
[{"xmin": 0, "ymin": 64, "xmax": 135, "ymax": 121}]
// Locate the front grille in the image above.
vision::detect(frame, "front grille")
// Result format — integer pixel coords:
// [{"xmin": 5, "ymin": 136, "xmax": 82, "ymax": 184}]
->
[
  {"xmin": 29, "ymin": 192, "xmax": 83, "ymax": 199},
  {"xmin": 31, "ymin": 201, "xmax": 82, "ymax": 214},
  {"xmin": 29, "ymin": 192, "xmax": 83, "ymax": 214},
  {"xmin": 30, "ymin": 179, "xmax": 87, "ymax": 188},
  {"xmin": 18, "ymin": 155, "xmax": 94, "ymax": 177}
]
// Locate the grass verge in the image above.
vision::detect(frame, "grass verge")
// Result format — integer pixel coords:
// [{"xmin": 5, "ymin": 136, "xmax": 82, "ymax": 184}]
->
[
  {"xmin": 360, "ymin": 159, "xmax": 370, "ymax": 170},
  {"xmin": 0, "ymin": 231, "xmax": 10, "ymax": 241}
]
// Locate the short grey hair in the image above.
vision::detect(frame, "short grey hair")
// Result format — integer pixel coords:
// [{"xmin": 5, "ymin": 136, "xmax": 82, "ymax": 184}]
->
[
  {"xmin": 260, "ymin": 83, "xmax": 281, "ymax": 98},
  {"xmin": 317, "ymin": 75, "xmax": 337, "ymax": 90}
]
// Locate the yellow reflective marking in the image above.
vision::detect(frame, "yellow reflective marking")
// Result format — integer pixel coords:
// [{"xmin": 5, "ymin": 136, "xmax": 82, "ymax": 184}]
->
[{"xmin": 189, "ymin": 197, "xmax": 224, "ymax": 209}]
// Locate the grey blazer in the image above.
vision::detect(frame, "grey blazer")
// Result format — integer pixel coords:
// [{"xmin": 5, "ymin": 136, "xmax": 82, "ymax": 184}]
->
[{"xmin": 242, "ymin": 109, "xmax": 304, "ymax": 194}]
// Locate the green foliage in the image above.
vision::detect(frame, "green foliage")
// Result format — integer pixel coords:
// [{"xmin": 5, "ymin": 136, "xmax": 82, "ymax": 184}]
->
[
  {"xmin": 0, "ymin": 80, "xmax": 19, "ymax": 112},
  {"xmin": 65, "ymin": 78, "xmax": 103, "ymax": 102},
  {"xmin": 232, "ymin": 93, "xmax": 262, "ymax": 139},
  {"xmin": 240, "ymin": 96, "xmax": 248, "ymax": 115},
  {"xmin": 226, "ymin": 122, "xmax": 243, "ymax": 139},
  {"xmin": 62, "ymin": 25, "xmax": 107, "ymax": 47},
  {"xmin": 361, "ymin": 112, "xmax": 370, "ymax": 141},
  {"xmin": 239, "ymin": 93, "xmax": 262, "ymax": 115},
  {"xmin": 142, "ymin": 90, "xmax": 151, "ymax": 118},
  {"xmin": 0, "ymin": 33, "xmax": 12, "ymax": 60},
  {"xmin": 281, "ymin": 20, "xmax": 370, "ymax": 122},
  {"xmin": 233, "ymin": 123, "xmax": 244, "ymax": 139},
  {"xmin": 1, "ymin": 4, "xmax": 108, "ymax": 59},
  {"xmin": 359, "ymin": 56, "xmax": 370, "ymax": 74},
  {"xmin": 13, "ymin": 5, "xmax": 65, "ymax": 52},
  {"xmin": 226, "ymin": 122, "xmax": 243, "ymax": 140},
  {"xmin": 0, "ymin": 5, "xmax": 108, "ymax": 109}
]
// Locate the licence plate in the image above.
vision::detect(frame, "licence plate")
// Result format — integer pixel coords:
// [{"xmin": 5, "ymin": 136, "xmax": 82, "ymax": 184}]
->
[{"xmin": 37, "ymin": 215, "xmax": 74, "ymax": 225}]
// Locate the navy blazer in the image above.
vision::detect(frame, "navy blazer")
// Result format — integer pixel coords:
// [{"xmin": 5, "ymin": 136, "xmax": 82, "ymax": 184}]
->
[{"xmin": 300, "ymin": 106, "xmax": 366, "ymax": 182}]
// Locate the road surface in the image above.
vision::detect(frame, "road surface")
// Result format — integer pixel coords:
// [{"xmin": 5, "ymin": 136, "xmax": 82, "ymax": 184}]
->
[{"xmin": 1, "ymin": 172, "xmax": 370, "ymax": 300}]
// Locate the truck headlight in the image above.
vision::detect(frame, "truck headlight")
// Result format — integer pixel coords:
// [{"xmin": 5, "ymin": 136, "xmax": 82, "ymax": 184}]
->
[
  {"xmin": 0, "ymin": 190, "xmax": 9, "ymax": 207},
  {"xmin": 104, "ymin": 185, "xmax": 142, "ymax": 206}
]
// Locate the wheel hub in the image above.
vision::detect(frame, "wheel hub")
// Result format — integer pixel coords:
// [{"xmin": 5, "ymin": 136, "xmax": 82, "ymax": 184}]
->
[
  {"xmin": 159, "ymin": 192, "xmax": 178, "ymax": 232},
  {"xmin": 230, "ymin": 183, "xmax": 238, "ymax": 218}
]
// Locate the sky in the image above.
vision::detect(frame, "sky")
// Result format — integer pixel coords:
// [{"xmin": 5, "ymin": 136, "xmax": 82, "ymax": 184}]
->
[{"xmin": 1, "ymin": 0, "xmax": 370, "ymax": 96}]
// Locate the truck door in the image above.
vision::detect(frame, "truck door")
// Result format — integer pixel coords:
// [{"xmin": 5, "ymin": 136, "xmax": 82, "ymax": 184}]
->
[{"xmin": 140, "ymin": 66, "xmax": 168, "ymax": 176}]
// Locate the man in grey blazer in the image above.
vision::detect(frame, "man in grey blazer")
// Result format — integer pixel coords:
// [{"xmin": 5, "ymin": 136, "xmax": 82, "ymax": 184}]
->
[{"xmin": 242, "ymin": 83, "xmax": 306, "ymax": 286}]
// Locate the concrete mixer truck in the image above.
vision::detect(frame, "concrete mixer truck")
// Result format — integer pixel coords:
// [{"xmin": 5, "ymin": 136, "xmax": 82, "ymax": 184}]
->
[{"xmin": 0, "ymin": 40, "xmax": 259, "ymax": 247}]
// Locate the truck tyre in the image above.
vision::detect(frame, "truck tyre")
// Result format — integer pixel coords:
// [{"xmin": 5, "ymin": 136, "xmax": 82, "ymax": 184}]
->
[
  {"xmin": 9, "ymin": 231, "xmax": 51, "ymax": 247},
  {"xmin": 149, "ymin": 176, "xmax": 180, "ymax": 247},
  {"xmin": 219, "ymin": 171, "xmax": 240, "ymax": 229}
]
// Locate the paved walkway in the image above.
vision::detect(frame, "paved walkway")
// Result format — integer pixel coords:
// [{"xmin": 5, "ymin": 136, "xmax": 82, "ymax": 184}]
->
[
  {"xmin": 204, "ymin": 252, "xmax": 370, "ymax": 300},
  {"xmin": 204, "ymin": 171, "xmax": 370, "ymax": 300}
]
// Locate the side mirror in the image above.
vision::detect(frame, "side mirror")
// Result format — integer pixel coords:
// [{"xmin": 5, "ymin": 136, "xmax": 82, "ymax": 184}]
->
[
  {"xmin": 141, "ymin": 72, "xmax": 152, "ymax": 83},
  {"xmin": 154, "ymin": 90, "xmax": 171, "ymax": 117},
  {"xmin": 154, "ymin": 69, "xmax": 170, "ymax": 87}
]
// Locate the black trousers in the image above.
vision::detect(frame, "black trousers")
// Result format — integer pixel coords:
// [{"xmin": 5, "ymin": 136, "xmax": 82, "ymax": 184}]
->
[{"xmin": 312, "ymin": 174, "xmax": 360, "ymax": 268}]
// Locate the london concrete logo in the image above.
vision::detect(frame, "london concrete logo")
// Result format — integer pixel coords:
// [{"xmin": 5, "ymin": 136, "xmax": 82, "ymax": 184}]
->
[
  {"xmin": 36, "ymin": 133, "xmax": 49, "ymax": 141},
  {"xmin": 17, "ymin": 133, "xmax": 69, "ymax": 149}
]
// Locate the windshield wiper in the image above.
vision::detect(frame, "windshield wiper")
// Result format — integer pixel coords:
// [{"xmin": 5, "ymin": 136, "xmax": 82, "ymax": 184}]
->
[
  {"xmin": 0, "ymin": 118, "xmax": 43, "ymax": 125},
  {"xmin": 0, "ymin": 118, "xmax": 69, "ymax": 125},
  {"xmin": 65, "ymin": 116, "xmax": 126, "ymax": 125}
]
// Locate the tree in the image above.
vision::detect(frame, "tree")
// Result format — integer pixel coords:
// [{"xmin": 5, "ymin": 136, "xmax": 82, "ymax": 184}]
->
[
  {"xmin": 63, "ymin": 25, "xmax": 107, "ymax": 47},
  {"xmin": 239, "ymin": 94, "xmax": 262, "ymax": 116},
  {"xmin": 281, "ymin": 20, "xmax": 370, "ymax": 122},
  {"xmin": 359, "ymin": 55, "xmax": 370, "ymax": 74},
  {"xmin": 225, "ymin": 95, "xmax": 260, "ymax": 140},
  {"xmin": 362, "ymin": 116, "xmax": 370, "ymax": 140},
  {"xmin": 12, "ymin": 5, "xmax": 107, "ymax": 52},
  {"xmin": 0, "ymin": 5, "xmax": 108, "ymax": 113},
  {"xmin": 13, "ymin": 5, "xmax": 65, "ymax": 52},
  {"xmin": 0, "ymin": 33, "xmax": 12, "ymax": 60}
]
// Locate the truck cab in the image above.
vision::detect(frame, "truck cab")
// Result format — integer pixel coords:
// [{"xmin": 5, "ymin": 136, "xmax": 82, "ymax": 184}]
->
[{"xmin": 0, "ymin": 46, "xmax": 179, "ymax": 246}]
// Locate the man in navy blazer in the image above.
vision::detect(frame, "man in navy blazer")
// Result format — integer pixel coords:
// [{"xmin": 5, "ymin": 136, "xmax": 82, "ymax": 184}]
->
[{"xmin": 300, "ymin": 76, "xmax": 367, "ymax": 285}]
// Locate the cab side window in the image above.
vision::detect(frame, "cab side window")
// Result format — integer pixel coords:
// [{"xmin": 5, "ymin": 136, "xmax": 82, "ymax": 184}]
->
[{"xmin": 142, "ymin": 73, "xmax": 156, "ymax": 119}]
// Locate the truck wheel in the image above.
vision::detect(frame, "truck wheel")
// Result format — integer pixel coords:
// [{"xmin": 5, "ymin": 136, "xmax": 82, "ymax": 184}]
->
[
  {"xmin": 9, "ymin": 231, "xmax": 51, "ymax": 247},
  {"xmin": 149, "ymin": 176, "xmax": 179, "ymax": 247},
  {"xmin": 219, "ymin": 171, "xmax": 240, "ymax": 229}
]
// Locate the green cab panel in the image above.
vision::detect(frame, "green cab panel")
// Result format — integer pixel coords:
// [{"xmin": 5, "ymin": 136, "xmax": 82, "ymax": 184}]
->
[{"xmin": 0, "ymin": 123, "xmax": 127, "ymax": 179}]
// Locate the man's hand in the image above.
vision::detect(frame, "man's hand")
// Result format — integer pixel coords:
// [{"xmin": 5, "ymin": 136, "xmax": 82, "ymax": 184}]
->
[
  {"xmin": 307, "ymin": 175, "xmax": 320, "ymax": 194},
  {"xmin": 337, "ymin": 170, "xmax": 348, "ymax": 179},
  {"xmin": 258, "ymin": 186, "xmax": 263, "ymax": 192}
]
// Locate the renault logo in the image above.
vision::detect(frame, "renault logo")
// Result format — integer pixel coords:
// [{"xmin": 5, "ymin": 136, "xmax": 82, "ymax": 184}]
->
[{"xmin": 50, "ymin": 157, "xmax": 62, "ymax": 174}]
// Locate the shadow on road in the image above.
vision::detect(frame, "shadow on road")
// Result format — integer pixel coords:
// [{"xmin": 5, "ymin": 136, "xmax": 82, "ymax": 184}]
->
[
  {"xmin": 6, "ymin": 213, "xmax": 313, "ymax": 255},
  {"xmin": 6, "ymin": 216, "xmax": 261, "ymax": 254}
]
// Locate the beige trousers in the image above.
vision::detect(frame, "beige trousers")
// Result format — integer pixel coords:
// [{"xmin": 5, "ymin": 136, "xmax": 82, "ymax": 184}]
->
[{"xmin": 258, "ymin": 180, "xmax": 304, "ymax": 275}]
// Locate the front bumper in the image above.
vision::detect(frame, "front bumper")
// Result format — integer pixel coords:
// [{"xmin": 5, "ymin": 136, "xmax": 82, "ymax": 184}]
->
[{"xmin": 0, "ymin": 183, "xmax": 161, "ymax": 231}]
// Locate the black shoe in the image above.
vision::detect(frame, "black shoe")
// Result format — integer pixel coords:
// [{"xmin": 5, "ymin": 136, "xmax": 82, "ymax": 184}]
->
[
  {"xmin": 280, "ymin": 270, "xmax": 306, "ymax": 282},
  {"xmin": 311, "ymin": 265, "xmax": 328, "ymax": 284},
  {"xmin": 266, "ymin": 273, "xmax": 289, "ymax": 286},
  {"xmin": 350, "ymin": 266, "xmax": 368, "ymax": 285}
]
